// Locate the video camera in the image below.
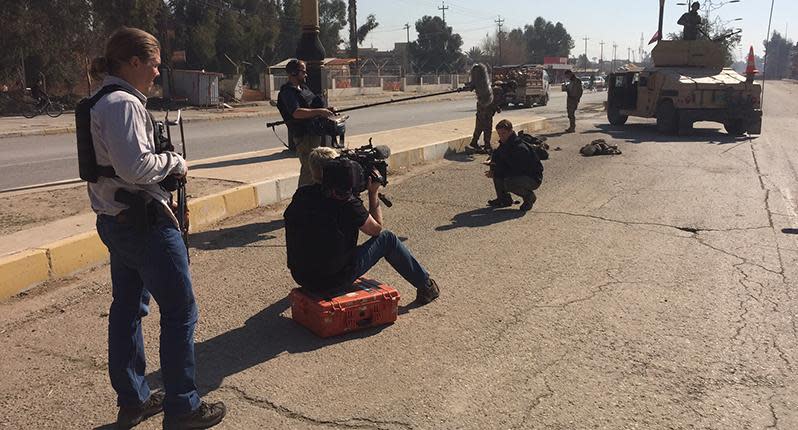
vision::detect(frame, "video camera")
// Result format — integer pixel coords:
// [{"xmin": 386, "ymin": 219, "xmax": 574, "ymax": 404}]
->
[
  {"xmin": 312, "ymin": 114, "xmax": 348, "ymax": 149},
  {"xmin": 337, "ymin": 140, "xmax": 393, "ymax": 207}
]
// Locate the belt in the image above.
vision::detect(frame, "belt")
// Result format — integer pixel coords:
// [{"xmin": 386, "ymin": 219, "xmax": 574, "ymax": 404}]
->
[{"xmin": 113, "ymin": 201, "xmax": 163, "ymax": 225}]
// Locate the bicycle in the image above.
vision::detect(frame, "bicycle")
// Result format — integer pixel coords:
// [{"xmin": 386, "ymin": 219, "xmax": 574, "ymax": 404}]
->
[{"xmin": 22, "ymin": 95, "xmax": 63, "ymax": 118}]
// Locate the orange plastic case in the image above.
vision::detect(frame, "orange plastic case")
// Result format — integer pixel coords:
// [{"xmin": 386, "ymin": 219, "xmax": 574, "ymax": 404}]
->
[{"xmin": 290, "ymin": 278, "xmax": 401, "ymax": 338}]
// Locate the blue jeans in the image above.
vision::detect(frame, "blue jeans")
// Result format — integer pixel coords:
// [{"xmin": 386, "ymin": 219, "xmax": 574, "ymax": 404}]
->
[
  {"xmin": 348, "ymin": 230, "xmax": 429, "ymax": 289},
  {"xmin": 96, "ymin": 212, "xmax": 200, "ymax": 415}
]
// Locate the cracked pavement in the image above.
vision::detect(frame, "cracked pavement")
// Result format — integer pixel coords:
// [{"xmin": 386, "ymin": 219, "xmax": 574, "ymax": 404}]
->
[{"xmin": 2, "ymin": 82, "xmax": 798, "ymax": 429}]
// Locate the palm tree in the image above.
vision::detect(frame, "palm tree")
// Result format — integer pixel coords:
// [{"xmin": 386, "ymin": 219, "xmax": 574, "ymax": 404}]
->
[
  {"xmin": 467, "ymin": 46, "xmax": 484, "ymax": 64},
  {"xmin": 348, "ymin": 0, "xmax": 357, "ymax": 60}
]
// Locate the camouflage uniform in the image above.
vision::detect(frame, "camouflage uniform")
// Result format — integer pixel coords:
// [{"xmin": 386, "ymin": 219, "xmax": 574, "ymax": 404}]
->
[
  {"xmin": 470, "ymin": 89, "xmax": 502, "ymax": 152},
  {"xmin": 565, "ymin": 75, "xmax": 583, "ymax": 132}
]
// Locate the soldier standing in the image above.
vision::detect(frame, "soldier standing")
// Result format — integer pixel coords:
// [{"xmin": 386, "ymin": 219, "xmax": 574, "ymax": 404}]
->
[
  {"xmin": 276, "ymin": 59, "xmax": 335, "ymax": 187},
  {"xmin": 678, "ymin": 2, "xmax": 702, "ymax": 41},
  {"xmin": 469, "ymin": 86, "xmax": 503, "ymax": 153},
  {"xmin": 564, "ymin": 70, "xmax": 583, "ymax": 133}
]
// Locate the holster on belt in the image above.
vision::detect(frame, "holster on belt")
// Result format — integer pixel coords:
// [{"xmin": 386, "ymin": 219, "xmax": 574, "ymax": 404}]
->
[{"xmin": 114, "ymin": 189, "xmax": 156, "ymax": 231}]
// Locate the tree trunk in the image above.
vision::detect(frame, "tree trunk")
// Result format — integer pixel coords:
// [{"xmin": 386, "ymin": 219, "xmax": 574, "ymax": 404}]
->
[{"xmin": 348, "ymin": 0, "xmax": 357, "ymax": 63}]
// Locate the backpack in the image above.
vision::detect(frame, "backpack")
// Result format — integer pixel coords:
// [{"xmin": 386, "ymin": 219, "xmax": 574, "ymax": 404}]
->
[{"xmin": 517, "ymin": 131, "xmax": 549, "ymax": 160}]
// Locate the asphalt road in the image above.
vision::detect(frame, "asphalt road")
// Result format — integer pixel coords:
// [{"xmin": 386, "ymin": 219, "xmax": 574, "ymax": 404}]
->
[
  {"xmin": 0, "ymin": 91, "xmax": 601, "ymax": 191},
  {"xmin": 2, "ymin": 81, "xmax": 798, "ymax": 429}
]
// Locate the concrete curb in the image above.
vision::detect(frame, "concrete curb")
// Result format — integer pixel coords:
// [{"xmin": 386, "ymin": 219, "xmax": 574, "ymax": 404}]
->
[{"xmin": 0, "ymin": 117, "xmax": 547, "ymax": 300}]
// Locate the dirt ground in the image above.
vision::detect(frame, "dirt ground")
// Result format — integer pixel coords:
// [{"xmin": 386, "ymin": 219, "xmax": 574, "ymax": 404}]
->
[{"xmin": 0, "ymin": 177, "xmax": 242, "ymax": 236}]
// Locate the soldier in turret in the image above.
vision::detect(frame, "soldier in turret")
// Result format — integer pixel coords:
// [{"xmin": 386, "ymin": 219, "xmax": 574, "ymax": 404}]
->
[{"xmin": 678, "ymin": 2, "xmax": 702, "ymax": 41}]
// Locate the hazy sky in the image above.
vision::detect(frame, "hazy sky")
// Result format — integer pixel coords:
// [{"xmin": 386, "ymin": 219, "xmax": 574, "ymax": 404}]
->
[{"xmin": 355, "ymin": 0, "xmax": 796, "ymax": 62}]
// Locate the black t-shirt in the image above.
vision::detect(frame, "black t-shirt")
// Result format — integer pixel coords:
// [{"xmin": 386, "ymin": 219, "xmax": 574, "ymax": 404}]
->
[
  {"xmin": 284, "ymin": 184, "xmax": 369, "ymax": 291},
  {"xmin": 276, "ymin": 82, "xmax": 326, "ymax": 137}
]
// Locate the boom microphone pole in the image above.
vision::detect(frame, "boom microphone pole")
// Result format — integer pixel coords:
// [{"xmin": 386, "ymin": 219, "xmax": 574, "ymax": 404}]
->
[
  {"xmin": 266, "ymin": 63, "xmax": 494, "ymax": 129},
  {"xmin": 266, "ymin": 87, "xmax": 468, "ymax": 128}
]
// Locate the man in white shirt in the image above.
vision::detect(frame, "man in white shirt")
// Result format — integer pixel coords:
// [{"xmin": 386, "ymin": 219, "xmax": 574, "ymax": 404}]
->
[{"xmin": 86, "ymin": 27, "xmax": 225, "ymax": 430}]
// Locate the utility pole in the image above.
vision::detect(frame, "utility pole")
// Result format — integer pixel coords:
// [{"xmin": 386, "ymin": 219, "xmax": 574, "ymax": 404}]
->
[
  {"xmin": 627, "ymin": 47, "xmax": 631, "ymax": 62},
  {"xmin": 599, "ymin": 41, "xmax": 605, "ymax": 74},
  {"xmin": 297, "ymin": 0, "xmax": 325, "ymax": 95},
  {"xmin": 612, "ymin": 43, "xmax": 618, "ymax": 73},
  {"xmin": 583, "ymin": 37, "xmax": 589, "ymax": 72},
  {"xmin": 495, "ymin": 15, "xmax": 505, "ymax": 64},
  {"xmin": 404, "ymin": 23, "xmax": 410, "ymax": 43},
  {"xmin": 438, "ymin": 1, "xmax": 448, "ymax": 24}
]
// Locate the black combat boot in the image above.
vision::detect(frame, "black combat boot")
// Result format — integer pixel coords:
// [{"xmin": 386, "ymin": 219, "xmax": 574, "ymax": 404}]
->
[
  {"xmin": 116, "ymin": 392, "xmax": 165, "ymax": 429},
  {"xmin": 163, "ymin": 401, "xmax": 226, "ymax": 430},
  {"xmin": 416, "ymin": 278, "xmax": 440, "ymax": 305},
  {"xmin": 487, "ymin": 197, "xmax": 513, "ymax": 208},
  {"xmin": 519, "ymin": 192, "xmax": 537, "ymax": 211}
]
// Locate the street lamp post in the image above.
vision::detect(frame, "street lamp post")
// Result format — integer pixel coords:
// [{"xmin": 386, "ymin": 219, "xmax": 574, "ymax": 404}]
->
[{"xmin": 296, "ymin": 0, "xmax": 326, "ymax": 95}]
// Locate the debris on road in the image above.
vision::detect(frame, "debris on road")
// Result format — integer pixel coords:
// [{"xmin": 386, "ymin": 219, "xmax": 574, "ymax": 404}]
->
[{"xmin": 580, "ymin": 139, "xmax": 622, "ymax": 156}]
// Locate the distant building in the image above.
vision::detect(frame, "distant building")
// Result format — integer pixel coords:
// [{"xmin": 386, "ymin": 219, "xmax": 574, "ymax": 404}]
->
[
  {"xmin": 336, "ymin": 45, "xmax": 407, "ymax": 76},
  {"xmin": 269, "ymin": 57, "xmax": 356, "ymax": 77}
]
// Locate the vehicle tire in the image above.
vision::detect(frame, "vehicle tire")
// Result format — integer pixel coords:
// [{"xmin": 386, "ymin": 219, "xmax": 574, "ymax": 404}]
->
[
  {"xmin": 540, "ymin": 94, "xmax": 549, "ymax": 106},
  {"xmin": 500, "ymin": 102, "xmax": 509, "ymax": 110},
  {"xmin": 724, "ymin": 120, "xmax": 745, "ymax": 136},
  {"xmin": 656, "ymin": 100, "xmax": 678, "ymax": 134},
  {"xmin": 525, "ymin": 96, "xmax": 535, "ymax": 107},
  {"xmin": 22, "ymin": 105, "xmax": 38, "ymax": 119},
  {"xmin": 607, "ymin": 107, "xmax": 628, "ymax": 125},
  {"xmin": 46, "ymin": 102, "xmax": 64, "ymax": 118}
]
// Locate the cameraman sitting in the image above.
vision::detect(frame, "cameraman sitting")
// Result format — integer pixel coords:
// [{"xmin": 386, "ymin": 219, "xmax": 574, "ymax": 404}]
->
[{"xmin": 284, "ymin": 148, "xmax": 440, "ymax": 304}]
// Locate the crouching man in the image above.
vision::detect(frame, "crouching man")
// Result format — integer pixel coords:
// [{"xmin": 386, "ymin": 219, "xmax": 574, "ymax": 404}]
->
[
  {"xmin": 284, "ymin": 148, "xmax": 440, "ymax": 304},
  {"xmin": 486, "ymin": 119, "xmax": 543, "ymax": 211}
]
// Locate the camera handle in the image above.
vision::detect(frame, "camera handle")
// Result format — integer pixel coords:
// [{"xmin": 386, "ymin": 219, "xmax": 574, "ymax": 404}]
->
[{"xmin": 378, "ymin": 193, "xmax": 392, "ymax": 207}]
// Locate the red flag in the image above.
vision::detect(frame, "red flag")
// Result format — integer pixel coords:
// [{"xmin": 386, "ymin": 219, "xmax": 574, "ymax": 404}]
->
[{"xmin": 648, "ymin": 30, "xmax": 661, "ymax": 45}]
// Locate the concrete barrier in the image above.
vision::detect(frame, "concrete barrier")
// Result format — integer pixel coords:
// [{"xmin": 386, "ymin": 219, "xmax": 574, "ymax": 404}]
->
[
  {"xmin": 46, "ymin": 232, "xmax": 109, "ymax": 278},
  {"xmin": 0, "ymin": 250, "xmax": 50, "ymax": 300}
]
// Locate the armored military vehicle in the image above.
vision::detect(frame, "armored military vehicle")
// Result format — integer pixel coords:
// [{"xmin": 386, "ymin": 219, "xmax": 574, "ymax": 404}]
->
[{"xmin": 606, "ymin": 39, "xmax": 762, "ymax": 136}]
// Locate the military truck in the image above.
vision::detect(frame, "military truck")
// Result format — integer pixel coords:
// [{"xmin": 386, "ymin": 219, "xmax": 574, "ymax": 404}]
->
[
  {"xmin": 606, "ymin": 40, "xmax": 762, "ymax": 136},
  {"xmin": 493, "ymin": 65, "xmax": 550, "ymax": 108}
]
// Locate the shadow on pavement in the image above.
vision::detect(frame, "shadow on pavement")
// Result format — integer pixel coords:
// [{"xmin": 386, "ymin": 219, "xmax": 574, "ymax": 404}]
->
[
  {"xmin": 144, "ymin": 296, "xmax": 389, "ymax": 399},
  {"xmin": 584, "ymin": 123, "xmax": 751, "ymax": 145},
  {"xmin": 435, "ymin": 206, "xmax": 525, "ymax": 231},
  {"xmin": 190, "ymin": 220, "xmax": 285, "ymax": 250},
  {"xmin": 190, "ymin": 150, "xmax": 294, "ymax": 170},
  {"xmin": 539, "ymin": 130, "xmax": 570, "ymax": 139},
  {"xmin": 444, "ymin": 150, "xmax": 479, "ymax": 163}
]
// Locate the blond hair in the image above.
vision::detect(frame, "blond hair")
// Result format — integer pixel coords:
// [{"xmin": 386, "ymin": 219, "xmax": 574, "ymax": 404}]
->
[
  {"xmin": 309, "ymin": 147, "xmax": 340, "ymax": 183},
  {"xmin": 90, "ymin": 27, "xmax": 161, "ymax": 80}
]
